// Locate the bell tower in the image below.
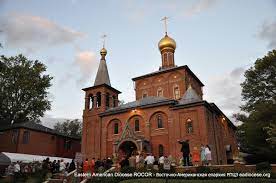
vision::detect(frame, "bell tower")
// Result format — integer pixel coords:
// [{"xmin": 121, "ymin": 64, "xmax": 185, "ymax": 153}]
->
[
  {"xmin": 158, "ymin": 16, "xmax": 177, "ymax": 69},
  {"xmin": 81, "ymin": 42, "xmax": 121, "ymax": 160}
]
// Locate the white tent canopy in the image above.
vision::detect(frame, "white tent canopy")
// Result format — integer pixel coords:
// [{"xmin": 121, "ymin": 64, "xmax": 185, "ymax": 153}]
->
[{"xmin": 0, "ymin": 152, "xmax": 72, "ymax": 165}]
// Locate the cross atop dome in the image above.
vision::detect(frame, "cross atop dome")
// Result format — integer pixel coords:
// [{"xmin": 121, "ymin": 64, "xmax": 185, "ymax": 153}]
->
[
  {"xmin": 101, "ymin": 34, "xmax": 107, "ymax": 48},
  {"xmin": 100, "ymin": 34, "xmax": 107, "ymax": 60},
  {"xmin": 94, "ymin": 34, "xmax": 110, "ymax": 86},
  {"xmin": 158, "ymin": 16, "xmax": 177, "ymax": 70},
  {"xmin": 161, "ymin": 16, "xmax": 169, "ymax": 35}
]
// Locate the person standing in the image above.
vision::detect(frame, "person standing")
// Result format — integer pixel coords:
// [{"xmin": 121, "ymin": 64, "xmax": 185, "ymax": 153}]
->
[
  {"xmin": 106, "ymin": 157, "xmax": 113, "ymax": 170},
  {"xmin": 200, "ymin": 144, "xmax": 206, "ymax": 165},
  {"xmin": 68, "ymin": 159, "xmax": 76, "ymax": 173},
  {"xmin": 56, "ymin": 160, "xmax": 61, "ymax": 173},
  {"xmin": 144, "ymin": 153, "xmax": 155, "ymax": 170},
  {"xmin": 135, "ymin": 152, "xmax": 140, "ymax": 168},
  {"xmin": 153, "ymin": 156, "xmax": 159, "ymax": 170},
  {"xmin": 119, "ymin": 156, "xmax": 129, "ymax": 168},
  {"xmin": 129, "ymin": 154, "xmax": 136, "ymax": 168},
  {"xmin": 7, "ymin": 163, "xmax": 14, "ymax": 176},
  {"xmin": 14, "ymin": 161, "xmax": 20, "ymax": 182},
  {"xmin": 192, "ymin": 147, "xmax": 200, "ymax": 166},
  {"xmin": 83, "ymin": 159, "xmax": 89, "ymax": 173},
  {"xmin": 51, "ymin": 160, "xmax": 56, "ymax": 173},
  {"xmin": 137, "ymin": 154, "xmax": 144, "ymax": 169},
  {"xmin": 90, "ymin": 158, "xmax": 95, "ymax": 173},
  {"xmin": 178, "ymin": 140, "xmax": 190, "ymax": 166},
  {"xmin": 158, "ymin": 155, "xmax": 165, "ymax": 168},
  {"xmin": 59, "ymin": 159, "xmax": 66, "ymax": 174},
  {"xmin": 95, "ymin": 158, "xmax": 101, "ymax": 171},
  {"xmin": 205, "ymin": 145, "xmax": 212, "ymax": 165}
]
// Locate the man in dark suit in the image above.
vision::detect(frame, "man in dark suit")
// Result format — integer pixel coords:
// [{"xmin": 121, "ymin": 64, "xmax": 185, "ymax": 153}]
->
[{"xmin": 178, "ymin": 139, "xmax": 190, "ymax": 166}]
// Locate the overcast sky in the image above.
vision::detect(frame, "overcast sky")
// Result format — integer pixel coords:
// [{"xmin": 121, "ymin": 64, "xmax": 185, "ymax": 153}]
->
[{"xmin": 0, "ymin": 0, "xmax": 276, "ymax": 122}]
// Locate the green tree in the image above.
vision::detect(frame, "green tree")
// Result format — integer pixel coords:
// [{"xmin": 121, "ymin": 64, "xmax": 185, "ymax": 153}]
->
[
  {"xmin": 0, "ymin": 54, "xmax": 53, "ymax": 125},
  {"xmin": 236, "ymin": 50, "xmax": 276, "ymax": 163},
  {"xmin": 264, "ymin": 123, "xmax": 276, "ymax": 147},
  {"xmin": 54, "ymin": 119, "xmax": 82, "ymax": 138}
]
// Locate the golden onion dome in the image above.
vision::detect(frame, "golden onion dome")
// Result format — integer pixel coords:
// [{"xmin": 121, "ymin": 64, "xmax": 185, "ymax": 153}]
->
[
  {"xmin": 100, "ymin": 47, "xmax": 107, "ymax": 55},
  {"xmin": 158, "ymin": 34, "xmax": 176, "ymax": 52}
]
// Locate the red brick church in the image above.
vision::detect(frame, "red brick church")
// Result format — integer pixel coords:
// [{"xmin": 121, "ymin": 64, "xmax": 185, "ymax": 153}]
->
[{"xmin": 81, "ymin": 30, "xmax": 238, "ymax": 165}]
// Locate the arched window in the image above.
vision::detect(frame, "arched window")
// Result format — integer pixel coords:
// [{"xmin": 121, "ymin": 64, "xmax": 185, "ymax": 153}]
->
[
  {"xmin": 158, "ymin": 144, "xmax": 164, "ymax": 157},
  {"xmin": 135, "ymin": 119, "xmax": 139, "ymax": 131},
  {"xmin": 186, "ymin": 119, "xmax": 193, "ymax": 134},
  {"xmin": 157, "ymin": 87, "xmax": 163, "ymax": 97},
  {"xmin": 142, "ymin": 91, "xmax": 148, "ymax": 98},
  {"xmin": 157, "ymin": 115, "xmax": 163, "ymax": 128},
  {"xmin": 163, "ymin": 53, "xmax": 167, "ymax": 66},
  {"xmin": 169, "ymin": 52, "xmax": 173, "ymax": 64},
  {"xmin": 89, "ymin": 95, "xmax": 94, "ymax": 109},
  {"xmin": 114, "ymin": 122, "xmax": 119, "ymax": 134},
  {"xmin": 106, "ymin": 93, "xmax": 110, "ymax": 108},
  {"xmin": 96, "ymin": 92, "xmax": 101, "ymax": 107},
  {"xmin": 173, "ymin": 85, "xmax": 180, "ymax": 99}
]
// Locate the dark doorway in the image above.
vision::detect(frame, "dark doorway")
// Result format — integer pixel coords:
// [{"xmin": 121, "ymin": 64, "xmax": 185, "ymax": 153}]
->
[{"xmin": 118, "ymin": 141, "xmax": 137, "ymax": 158}]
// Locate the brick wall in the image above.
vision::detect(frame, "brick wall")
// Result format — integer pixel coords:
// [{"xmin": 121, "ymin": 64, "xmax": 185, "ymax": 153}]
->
[
  {"xmin": 0, "ymin": 130, "xmax": 17, "ymax": 152},
  {"xmin": 0, "ymin": 128, "xmax": 81, "ymax": 158},
  {"xmin": 82, "ymin": 100, "xmax": 238, "ymax": 165},
  {"xmin": 134, "ymin": 68, "xmax": 203, "ymax": 101}
]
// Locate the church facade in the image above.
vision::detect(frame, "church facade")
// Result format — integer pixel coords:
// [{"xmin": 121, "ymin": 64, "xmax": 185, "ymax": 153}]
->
[{"xmin": 81, "ymin": 32, "xmax": 238, "ymax": 165}]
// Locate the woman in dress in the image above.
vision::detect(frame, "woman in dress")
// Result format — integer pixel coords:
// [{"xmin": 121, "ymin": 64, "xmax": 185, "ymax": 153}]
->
[
  {"xmin": 200, "ymin": 144, "xmax": 206, "ymax": 166},
  {"xmin": 205, "ymin": 145, "xmax": 212, "ymax": 165},
  {"xmin": 192, "ymin": 146, "xmax": 200, "ymax": 166}
]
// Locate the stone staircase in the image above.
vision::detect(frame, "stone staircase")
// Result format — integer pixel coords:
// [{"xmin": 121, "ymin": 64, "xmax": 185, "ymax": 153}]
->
[{"xmin": 43, "ymin": 170, "xmax": 77, "ymax": 183}]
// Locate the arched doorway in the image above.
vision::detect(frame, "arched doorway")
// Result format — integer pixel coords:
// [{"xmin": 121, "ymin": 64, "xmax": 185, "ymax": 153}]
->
[{"xmin": 118, "ymin": 141, "xmax": 137, "ymax": 158}]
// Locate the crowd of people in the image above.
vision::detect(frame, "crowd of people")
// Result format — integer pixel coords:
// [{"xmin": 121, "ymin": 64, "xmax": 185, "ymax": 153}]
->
[
  {"xmin": 116, "ymin": 143, "xmax": 213, "ymax": 170},
  {"xmin": 120, "ymin": 152, "xmax": 167, "ymax": 170},
  {"xmin": 41, "ymin": 157, "xmax": 76, "ymax": 174},
  {"xmin": 82, "ymin": 157, "xmax": 113, "ymax": 173},
  {"xmin": 5, "ymin": 158, "xmax": 77, "ymax": 182},
  {"xmin": 178, "ymin": 140, "xmax": 212, "ymax": 167},
  {"xmin": 4, "ymin": 142, "xmax": 212, "ymax": 180},
  {"xmin": 6, "ymin": 161, "xmax": 43, "ymax": 179}
]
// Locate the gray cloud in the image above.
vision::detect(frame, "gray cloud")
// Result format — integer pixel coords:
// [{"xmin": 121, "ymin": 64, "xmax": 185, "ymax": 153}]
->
[
  {"xmin": 74, "ymin": 50, "xmax": 98, "ymax": 85},
  {"xmin": 56, "ymin": 51, "xmax": 98, "ymax": 87},
  {"xmin": 0, "ymin": 13, "xmax": 85, "ymax": 52},
  {"xmin": 259, "ymin": 20, "xmax": 276, "ymax": 49},
  {"xmin": 204, "ymin": 67, "xmax": 245, "ymax": 120},
  {"xmin": 185, "ymin": 0, "xmax": 217, "ymax": 17}
]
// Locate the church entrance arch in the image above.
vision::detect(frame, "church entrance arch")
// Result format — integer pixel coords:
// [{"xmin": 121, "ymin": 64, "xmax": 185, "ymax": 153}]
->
[{"xmin": 118, "ymin": 140, "xmax": 138, "ymax": 158}]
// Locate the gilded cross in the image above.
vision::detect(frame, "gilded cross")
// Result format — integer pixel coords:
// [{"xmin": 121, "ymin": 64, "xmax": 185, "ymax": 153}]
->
[
  {"xmin": 161, "ymin": 16, "xmax": 169, "ymax": 35},
  {"xmin": 101, "ymin": 34, "xmax": 107, "ymax": 48}
]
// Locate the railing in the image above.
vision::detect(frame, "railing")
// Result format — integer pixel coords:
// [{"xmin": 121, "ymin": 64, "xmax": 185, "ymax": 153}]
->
[
  {"xmin": 43, "ymin": 169, "xmax": 78, "ymax": 183},
  {"xmin": 80, "ymin": 166, "xmax": 116, "ymax": 183}
]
